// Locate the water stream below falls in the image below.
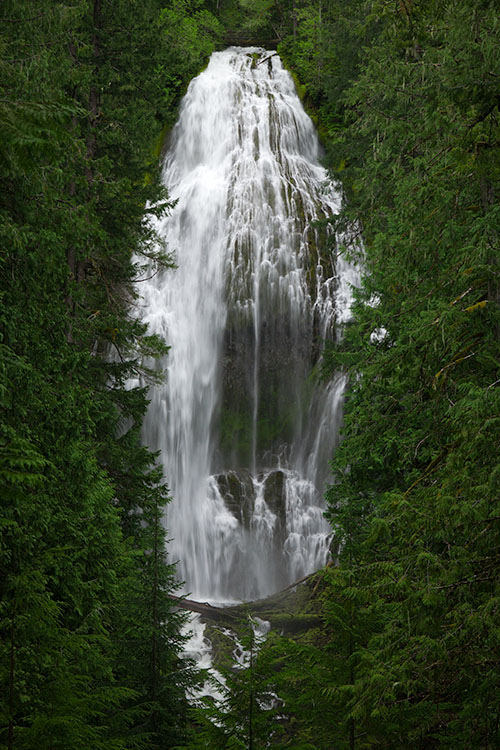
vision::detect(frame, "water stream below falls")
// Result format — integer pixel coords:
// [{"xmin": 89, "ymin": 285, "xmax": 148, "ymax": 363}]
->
[{"xmin": 140, "ymin": 47, "xmax": 358, "ymax": 603}]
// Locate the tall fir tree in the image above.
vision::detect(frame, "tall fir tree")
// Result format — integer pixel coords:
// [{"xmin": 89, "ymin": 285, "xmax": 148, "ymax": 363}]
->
[{"xmin": 1, "ymin": 0, "xmax": 221, "ymax": 746}]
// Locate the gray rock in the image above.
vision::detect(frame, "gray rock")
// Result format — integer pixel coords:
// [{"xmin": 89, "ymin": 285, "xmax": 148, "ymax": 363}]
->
[{"xmin": 213, "ymin": 469, "xmax": 255, "ymax": 527}]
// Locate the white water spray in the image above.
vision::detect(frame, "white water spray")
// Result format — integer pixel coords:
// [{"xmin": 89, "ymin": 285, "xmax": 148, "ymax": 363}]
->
[{"xmin": 140, "ymin": 48, "xmax": 358, "ymax": 602}]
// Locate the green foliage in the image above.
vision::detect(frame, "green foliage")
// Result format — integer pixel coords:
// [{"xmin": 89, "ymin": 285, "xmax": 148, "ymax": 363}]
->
[
  {"xmin": 236, "ymin": 0, "xmax": 275, "ymax": 33},
  {"xmin": 274, "ymin": 0, "xmax": 500, "ymax": 747},
  {"xmin": 215, "ymin": 0, "xmax": 296, "ymax": 45},
  {"xmin": 180, "ymin": 621, "xmax": 283, "ymax": 750},
  {"xmin": 0, "ymin": 0, "xmax": 212, "ymax": 746},
  {"xmin": 158, "ymin": 0, "xmax": 222, "ymax": 115}
]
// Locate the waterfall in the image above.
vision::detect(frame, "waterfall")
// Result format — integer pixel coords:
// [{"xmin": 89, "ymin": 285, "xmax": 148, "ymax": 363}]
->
[{"xmin": 140, "ymin": 47, "xmax": 358, "ymax": 603}]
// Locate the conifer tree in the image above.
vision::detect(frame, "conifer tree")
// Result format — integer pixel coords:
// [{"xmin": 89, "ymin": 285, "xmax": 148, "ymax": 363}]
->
[
  {"xmin": 276, "ymin": 0, "xmax": 500, "ymax": 746},
  {"xmin": 1, "ymin": 0, "xmax": 221, "ymax": 745}
]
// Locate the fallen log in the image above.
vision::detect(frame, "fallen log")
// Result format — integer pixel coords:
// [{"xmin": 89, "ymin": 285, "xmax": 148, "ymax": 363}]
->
[
  {"xmin": 167, "ymin": 595, "xmax": 243, "ymax": 623},
  {"xmin": 167, "ymin": 571, "xmax": 318, "ymax": 625},
  {"xmin": 257, "ymin": 52, "xmax": 278, "ymax": 66}
]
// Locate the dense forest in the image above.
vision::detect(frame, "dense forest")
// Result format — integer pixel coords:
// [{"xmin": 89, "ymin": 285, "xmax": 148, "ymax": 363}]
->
[{"xmin": 1, "ymin": 1, "xmax": 499, "ymax": 749}]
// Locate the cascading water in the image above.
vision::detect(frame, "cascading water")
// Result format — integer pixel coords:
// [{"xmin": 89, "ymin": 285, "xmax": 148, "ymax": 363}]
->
[{"xmin": 140, "ymin": 47, "xmax": 358, "ymax": 603}]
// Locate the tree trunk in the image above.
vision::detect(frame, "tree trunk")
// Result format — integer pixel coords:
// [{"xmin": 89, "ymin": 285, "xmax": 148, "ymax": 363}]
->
[
  {"xmin": 8, "ymin": 618, "xmax": 15, "ymax": 750},
  {"xmin": 248, "ymin": 637, "xmax": 254, "ymax": 750},
  {"xmin": 151, "ymin": 500, "xmax": 160, "ymax": 726}
]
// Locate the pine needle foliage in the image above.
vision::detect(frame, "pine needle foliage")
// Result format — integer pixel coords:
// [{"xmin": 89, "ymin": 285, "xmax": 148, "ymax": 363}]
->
[
  {"xmin": 1, "ymin": 0, "xmax": 220, "ymax": 747},
  {"xmin": 270, "ymin": 0, "xmax": 500, "ymax": 747}
]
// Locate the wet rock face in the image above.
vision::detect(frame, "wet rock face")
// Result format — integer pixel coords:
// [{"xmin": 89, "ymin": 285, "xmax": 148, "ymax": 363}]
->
[
  {"xmin": 213, "ymin": 469, "xmax": 287, "ymax": 528},
  {"xmin": 212, "ymin": 468, "xmax": 290, "ymax": 562},
  {"xmin": 261, "ymin": 469, "xmax": 287, "ymax": 540},
  {"xmin": 218, "ymin": 326, "xmax": 254, "ymax": 468},
  {"xmin": 213, "ymin": 470, "xmax": 254, "ymax": 527},
  {"xmin": 218, "ymin": 318, "xmax": 316, "ymax": 469}
]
